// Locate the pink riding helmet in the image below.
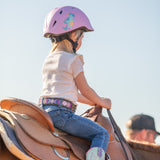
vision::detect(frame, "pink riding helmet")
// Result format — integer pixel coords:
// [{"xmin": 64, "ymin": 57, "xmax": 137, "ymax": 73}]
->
[{"xmin": 43, "ymin": 6, "xmax": 94, "ymax": 37}]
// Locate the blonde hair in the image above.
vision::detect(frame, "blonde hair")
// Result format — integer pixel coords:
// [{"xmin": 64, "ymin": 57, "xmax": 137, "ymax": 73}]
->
[{"xmin": 50, "ymin": 30, "xmax": 83, "ymax": 53}]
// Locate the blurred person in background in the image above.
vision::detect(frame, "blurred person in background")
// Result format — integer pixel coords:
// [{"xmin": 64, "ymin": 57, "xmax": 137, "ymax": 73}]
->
[{"xmin": 125, "ymin": 114, "xmax": 160, "ymax": 144}]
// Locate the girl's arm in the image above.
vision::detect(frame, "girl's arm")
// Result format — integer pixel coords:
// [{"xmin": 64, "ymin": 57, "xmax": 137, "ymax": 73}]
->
[
  {"xmin": 75, "ymin": 72, "xmax": 111, "ymax": 109},
  {"xmin": 77, "ymin": 92, "xmax": 95, "ymax": 106}
]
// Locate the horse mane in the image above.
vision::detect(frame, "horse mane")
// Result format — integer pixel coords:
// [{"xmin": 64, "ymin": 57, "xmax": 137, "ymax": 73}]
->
[{"xmin": 127, "ymin": 140, "xmax": 160, "ymax": 153}]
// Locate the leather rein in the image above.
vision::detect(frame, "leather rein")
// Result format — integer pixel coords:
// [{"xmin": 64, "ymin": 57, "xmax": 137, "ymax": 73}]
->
[
  {"xmin": 81, "ymin": 107, "xmax": 137, "ymax": 160},
  {"xmin": 107, "ymin": 109, "xmax": 137, "ymax": 160}
]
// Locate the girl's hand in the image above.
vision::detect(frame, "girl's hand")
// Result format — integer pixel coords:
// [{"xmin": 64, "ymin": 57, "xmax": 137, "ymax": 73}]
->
[{"xmin": 101, "ymin": 98, "xmax": 111, "ymax": 109}]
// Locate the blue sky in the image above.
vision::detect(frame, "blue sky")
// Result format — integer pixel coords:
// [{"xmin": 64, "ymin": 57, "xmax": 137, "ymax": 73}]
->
[{"xmin": 0, "ymin": 0, "xmax": 160, "ymax": 142}]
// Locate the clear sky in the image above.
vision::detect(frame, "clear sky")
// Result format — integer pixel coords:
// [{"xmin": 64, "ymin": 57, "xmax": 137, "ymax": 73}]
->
[{"xmin": 1, "ymin": 0, "xmax": 160, "ymax": 142}]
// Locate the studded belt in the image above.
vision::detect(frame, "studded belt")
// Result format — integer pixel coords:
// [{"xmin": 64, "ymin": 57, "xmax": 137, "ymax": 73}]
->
[{"xmin": 39, "ymin": 97, "xmax": 77, "ymax": 112}]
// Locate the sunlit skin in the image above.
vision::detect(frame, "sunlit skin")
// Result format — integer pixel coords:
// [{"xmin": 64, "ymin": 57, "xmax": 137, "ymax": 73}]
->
[
  {"xmin": 76, "ymin": 33, "xmax": 84, "ymax": 50},
  {"xmin": 70, "ymin": 31, "xmax": 84, "ymax": 51},
  {"xmin": 131, "ymin": 129, "xmax": 156, "ymax": 143},
  {"xmin": 69, "ymin": 31, "xmax": 112, "ymax": 109}
]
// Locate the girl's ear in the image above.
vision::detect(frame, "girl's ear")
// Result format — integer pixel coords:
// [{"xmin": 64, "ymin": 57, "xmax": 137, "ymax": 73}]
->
[{"xmin": 70, "ymin": 31, "xmax": 77, "ymax": 41}]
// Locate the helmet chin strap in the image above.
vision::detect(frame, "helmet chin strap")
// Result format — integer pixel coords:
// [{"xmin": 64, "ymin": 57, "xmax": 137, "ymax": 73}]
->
[
  {"xmin": 50, "ymin": 30, "xmax": 84, "ymax": 53},
  {"xmin": 65, "ymin": 31, "xmax": 84, "ymax": 53},
  {"xmin": 65, "ymin": 35, "xmax": 78, "ymax": 53}
]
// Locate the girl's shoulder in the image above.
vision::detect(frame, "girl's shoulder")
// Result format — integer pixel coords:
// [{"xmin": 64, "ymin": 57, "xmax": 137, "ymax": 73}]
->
[
  {"xmin": 46, "ymin": 51, "xmax": 84, "ymax": 65},
  {"xmin": 74, "ymin": 54, "xmax": 84, "ymax": 65},
  {"xmin": 56, "ymin": 51, "xmax": 84, "ymax": 63}
]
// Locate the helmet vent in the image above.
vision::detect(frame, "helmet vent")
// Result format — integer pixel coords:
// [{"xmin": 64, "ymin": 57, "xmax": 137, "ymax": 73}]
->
[
  {"xmin": 59, "ymin": 10, "xmax": 63, "ymax": 14},
  {"xmin": 53, "ymin": 21, "xmax": 57, "ymax": 27}
]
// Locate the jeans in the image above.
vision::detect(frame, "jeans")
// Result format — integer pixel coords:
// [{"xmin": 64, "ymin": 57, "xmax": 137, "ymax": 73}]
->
[{"xmin": 43, "ymin": 105, "xmax": 110, "ymax": 152}]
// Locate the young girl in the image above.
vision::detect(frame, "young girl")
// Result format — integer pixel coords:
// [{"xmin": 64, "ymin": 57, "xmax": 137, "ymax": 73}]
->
[{"xmin": 39, "ymin": 6, "xmax": 111, "ymax": 160}]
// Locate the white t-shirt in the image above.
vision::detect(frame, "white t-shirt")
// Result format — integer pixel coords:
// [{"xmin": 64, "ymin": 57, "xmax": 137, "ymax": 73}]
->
[{"xmin": 40, "ymin": 51, "xmax": 84, "ymax": 104}]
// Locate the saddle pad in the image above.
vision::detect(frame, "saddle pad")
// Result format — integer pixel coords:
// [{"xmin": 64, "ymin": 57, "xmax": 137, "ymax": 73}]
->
[
  {"xmin": 0, "ymin": 117, "xmax": 34, "ymax": 160},
  {"xmin": 0, "ymin": 97, "xmax": 54, "ymax": 132}
]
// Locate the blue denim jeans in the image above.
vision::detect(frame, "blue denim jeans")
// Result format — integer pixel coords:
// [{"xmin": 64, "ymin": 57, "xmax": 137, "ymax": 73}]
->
[{"xmin": 43, "ymin": 105, "xmax": 109, "ymax": 151}]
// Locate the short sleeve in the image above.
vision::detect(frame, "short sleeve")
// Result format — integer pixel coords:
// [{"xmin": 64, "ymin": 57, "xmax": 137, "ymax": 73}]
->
[{"xmin": 71, "ymin": 55, "xmax": 84, "ymax": 78}]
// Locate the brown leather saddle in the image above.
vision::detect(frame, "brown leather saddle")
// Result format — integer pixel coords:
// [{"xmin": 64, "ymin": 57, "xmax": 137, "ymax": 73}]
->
[{"xmin": 0, "ymin": 97, "xmax": 90, "ymax": 160}]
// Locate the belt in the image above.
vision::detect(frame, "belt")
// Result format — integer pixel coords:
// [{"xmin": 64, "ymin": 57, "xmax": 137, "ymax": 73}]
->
[{"xmin": 39, "ymin": 97, "xmax": 77, "ymax": 112}]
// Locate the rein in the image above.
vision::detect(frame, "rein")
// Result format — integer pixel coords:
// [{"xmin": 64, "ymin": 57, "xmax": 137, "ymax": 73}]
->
[
  {"xmin": 81, "ymin": 106, "xmax": 137, "ymax": 160},
  {"xmin": 107, "ymin": 109, "xmax": 137, "ymax": 160}
]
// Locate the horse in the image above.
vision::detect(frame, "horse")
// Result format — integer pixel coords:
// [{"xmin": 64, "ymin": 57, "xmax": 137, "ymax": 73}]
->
[
  {"xmin": 0, "ymin": 136, "xmax": 19, "ymax": 160},
  {"xmin": 82, "ymin": 106, "xmax": 160, "ymax": 160},
  {"xmin": 0, "ymin": 97, "xmax": 160, "ymax": 160}
]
